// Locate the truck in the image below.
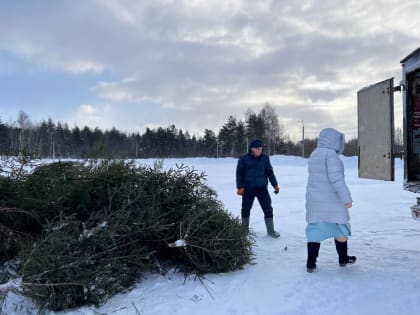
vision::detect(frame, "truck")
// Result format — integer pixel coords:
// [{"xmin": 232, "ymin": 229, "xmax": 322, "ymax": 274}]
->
[{"xmin": 357, "ymin": 46, "xmax": 420, "ymax": 219}]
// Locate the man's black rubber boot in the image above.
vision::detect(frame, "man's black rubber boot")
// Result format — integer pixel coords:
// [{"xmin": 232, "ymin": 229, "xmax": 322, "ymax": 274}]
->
[
  {"xmin": 264, "ymin": 217, "xmax": 280, "ymax": 238},
  {"xmin": 241, "ymin": 217, "xmax": 250, "ymax": 229}
]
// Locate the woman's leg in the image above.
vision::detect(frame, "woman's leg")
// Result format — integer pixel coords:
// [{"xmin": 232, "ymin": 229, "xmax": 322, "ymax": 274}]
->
[
  {"xmin": 307, "ymin": 242, "xmax": 320, "ymax": 273},
  {"xmin": 334, "ymin": 237, "xmax": 356, "ymax": 266}
]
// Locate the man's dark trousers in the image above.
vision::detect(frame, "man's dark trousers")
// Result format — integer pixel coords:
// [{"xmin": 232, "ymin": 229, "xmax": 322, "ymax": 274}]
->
[{"xmin": 241, "ymin": 187, "xmax": 273, "ymax": 218}]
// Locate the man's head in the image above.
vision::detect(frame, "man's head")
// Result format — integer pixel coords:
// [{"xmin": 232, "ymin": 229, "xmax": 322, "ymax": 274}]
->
[{"xmin": 249, "ymin": 139, "xmax": 263, "ymax": 156}]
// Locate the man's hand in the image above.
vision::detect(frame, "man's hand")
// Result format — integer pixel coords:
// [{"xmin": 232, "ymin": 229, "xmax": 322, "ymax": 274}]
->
[
  {"xmin": 345, "ymin": 202, "xmax": 352, "ymax": 208},
  {"xmin": 274, "ymin": 186, "xmax": 280, "ymax": 194},
  {"xmin": 237, "ymin": 188, "xmax": 244, "ymax": 196}
]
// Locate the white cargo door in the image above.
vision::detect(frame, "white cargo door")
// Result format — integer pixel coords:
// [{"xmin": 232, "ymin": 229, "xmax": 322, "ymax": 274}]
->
[{"xmin": 357, "ymin": 78, "xmax": 394, "ymax": 181}]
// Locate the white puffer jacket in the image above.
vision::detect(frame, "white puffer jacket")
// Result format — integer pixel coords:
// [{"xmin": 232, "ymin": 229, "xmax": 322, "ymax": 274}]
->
[{"xmin": 305, "ymin": 128, "xmax": 353, "ymax": 224}]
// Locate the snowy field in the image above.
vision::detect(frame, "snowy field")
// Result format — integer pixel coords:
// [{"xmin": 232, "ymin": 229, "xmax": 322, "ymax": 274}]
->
[{"xmin": 3, "ymin": 155, "xmax": 420, "ymax": 315}]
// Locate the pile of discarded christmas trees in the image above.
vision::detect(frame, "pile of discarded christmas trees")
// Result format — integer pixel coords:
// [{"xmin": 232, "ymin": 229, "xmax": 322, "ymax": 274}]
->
[{"xmin": 0, "ymin": 158, "xmax": 253, "ymax": 311}]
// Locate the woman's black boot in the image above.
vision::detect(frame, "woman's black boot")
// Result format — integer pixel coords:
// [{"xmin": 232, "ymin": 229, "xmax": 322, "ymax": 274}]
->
[
  {"xmin": 307, "ymin": 242, "xmax": 320, "ymax": 273},
  {"xmin": 334, "ymin": 240, "xmax": 356, "ymax": 267}
]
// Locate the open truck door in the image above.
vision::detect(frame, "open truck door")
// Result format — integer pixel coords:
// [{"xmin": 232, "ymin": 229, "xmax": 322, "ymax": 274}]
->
[
  {"xmin": 357, "ymin": 47, "xmax": 420, "ymax": 219},
  {"xmin": 357, "ymin": 78, "xmax": 394, "ymax": 181}
]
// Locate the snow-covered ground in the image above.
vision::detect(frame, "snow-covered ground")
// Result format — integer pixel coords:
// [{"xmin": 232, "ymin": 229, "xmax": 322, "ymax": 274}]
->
[{"xmin": 3, "ymin": 155, "xmax": 420, "ymax": 315}]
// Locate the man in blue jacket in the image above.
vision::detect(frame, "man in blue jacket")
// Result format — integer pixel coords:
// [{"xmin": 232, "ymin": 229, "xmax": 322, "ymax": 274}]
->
[{"xmin": 236, "ymin": 139, "xmax": 280, "ymax": 238}]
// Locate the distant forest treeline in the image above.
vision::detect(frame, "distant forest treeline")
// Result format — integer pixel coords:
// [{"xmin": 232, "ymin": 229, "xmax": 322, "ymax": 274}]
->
[{"xmin": 0, "ymin": 104, "xmax": 365, "ymax": 159}]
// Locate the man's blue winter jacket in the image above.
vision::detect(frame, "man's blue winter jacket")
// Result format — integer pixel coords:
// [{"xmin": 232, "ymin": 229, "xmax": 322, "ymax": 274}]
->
[{"xmin": 236, "ymin": 153, "xmax": 278, "ymax": 189}]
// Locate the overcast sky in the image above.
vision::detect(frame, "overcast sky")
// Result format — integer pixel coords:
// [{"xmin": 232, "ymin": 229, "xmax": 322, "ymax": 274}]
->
[{"xmin": 1, "ymin": 0, "xmax": 419, "ymax": 141}]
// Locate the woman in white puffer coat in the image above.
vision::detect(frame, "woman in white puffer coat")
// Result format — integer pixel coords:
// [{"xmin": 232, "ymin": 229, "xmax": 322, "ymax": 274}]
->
[{"xmin": 305, "ymin": 128, "xmax": 356, "ymax": 273}]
